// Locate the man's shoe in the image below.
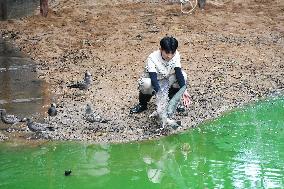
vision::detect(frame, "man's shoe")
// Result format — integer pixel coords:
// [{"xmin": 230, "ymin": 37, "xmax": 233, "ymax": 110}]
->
[{"xmin": 130, "ymin": 104, "xmax": 147, "ymax": 114}]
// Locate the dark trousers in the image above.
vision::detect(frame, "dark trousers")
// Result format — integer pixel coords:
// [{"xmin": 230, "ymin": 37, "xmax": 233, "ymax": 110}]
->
[{"xmin": 139, "ymin": 87, "xmax": 180, "ymax": 107}]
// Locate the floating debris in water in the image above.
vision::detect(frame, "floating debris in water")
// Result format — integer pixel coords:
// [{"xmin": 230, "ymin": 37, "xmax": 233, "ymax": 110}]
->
[{"xmin": 64, "ymin": 170, "xmax": 72, "ymax": 176}]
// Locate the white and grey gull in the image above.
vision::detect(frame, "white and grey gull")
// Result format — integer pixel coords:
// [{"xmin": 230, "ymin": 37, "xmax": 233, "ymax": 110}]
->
[
  {"xmin": 67, "ymin": 71, "xmax": 92, "ymax": 90},
  {"xmin": 0, "ymin": 109, "xmax": 26, "ymax": 124},
  {"xmin": 84, "ymin": 104, "xmax": 109, "ymax": 123},
  {"xmin": 26, "ymin": 118, "xmax": 55, "ymax": 132}
]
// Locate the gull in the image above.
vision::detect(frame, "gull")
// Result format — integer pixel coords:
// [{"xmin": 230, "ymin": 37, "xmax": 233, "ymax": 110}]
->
[
  {"xmin": 84, "ymin": 104, "xmax": 109, "ymax": 123},
  {"xmin": 26, "ymin": 118, "xmax": 55, "ymax": 132},
  {"xmin": 150, "ymin": 85, "xmax": 186, "ymax": 129},
  {"xmin": 67, "ymin": 71, "xmax": 92, "ymax": 90},
  {"xmin": 0, "ymin": 109, "xmax": 25, "ymax": 124}
]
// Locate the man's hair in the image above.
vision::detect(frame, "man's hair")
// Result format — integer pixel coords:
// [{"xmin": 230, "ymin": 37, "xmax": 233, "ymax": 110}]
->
[{"xmin": 160, "ymin": 36, "xmax": 178, "ymax": 54}]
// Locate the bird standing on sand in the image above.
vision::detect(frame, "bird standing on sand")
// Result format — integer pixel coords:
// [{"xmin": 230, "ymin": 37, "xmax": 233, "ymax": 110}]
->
[
  {"xmin": 85, "ymin": 104, "xmax": 93, "ymax": 114},
  {"xmin": 84, "ymin": 104, "xmax": 109, "ymax": 123},
  {"xmin": 67, "ymin": 71, "xmax": 92, "ymax": 90},
  {"xmin": 198, "ymin": 0, "xmax": 206, "ymax": 10},
  {"xmin": 48, "ymin": 103, "xmax": 57, "ymax": 117},
  {"xmin": 26, "ymin": 118, "xmax": 55, "ymax": 132},
  {"xmin": 0, "ymin": 109, "xmax": 25, "ymax": 124}
]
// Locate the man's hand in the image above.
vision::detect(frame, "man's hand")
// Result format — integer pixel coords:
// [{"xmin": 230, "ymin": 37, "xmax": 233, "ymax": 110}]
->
[{"xmin": 182, "ymin": 90, "xmax": 191, "ymax": 108}]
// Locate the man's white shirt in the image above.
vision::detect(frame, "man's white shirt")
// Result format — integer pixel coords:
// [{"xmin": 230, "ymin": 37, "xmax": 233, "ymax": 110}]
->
[{"xmin": 143, "ymin": 50, "xmax": 181, "ymax": 80}]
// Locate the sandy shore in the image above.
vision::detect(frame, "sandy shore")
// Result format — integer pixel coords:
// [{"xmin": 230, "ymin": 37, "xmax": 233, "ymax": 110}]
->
[{"xmin": 0, "ymin": 0, "xmax": 283, "ymax": 143}]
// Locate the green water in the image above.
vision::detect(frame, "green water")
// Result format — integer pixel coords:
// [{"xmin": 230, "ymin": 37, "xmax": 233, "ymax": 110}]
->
[{"xmin": 0, "ymin": 97, "xmax": 284, "ymax": 189}]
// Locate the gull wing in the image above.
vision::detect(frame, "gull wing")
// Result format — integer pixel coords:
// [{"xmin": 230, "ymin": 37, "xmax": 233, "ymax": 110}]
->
[{"xmin": 166, "ymin": 85, "xmax": 187, "ymax": 118}]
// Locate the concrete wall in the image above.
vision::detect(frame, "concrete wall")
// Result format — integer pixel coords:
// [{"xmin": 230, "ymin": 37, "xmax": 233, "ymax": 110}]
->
[{"xmin": 0, "ymin": 0, "xmax": 39, "ymax": 20}]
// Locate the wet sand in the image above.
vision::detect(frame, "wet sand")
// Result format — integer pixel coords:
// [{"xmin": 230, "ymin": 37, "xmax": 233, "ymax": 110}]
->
[{"xmin": 0, "ymin": 0, "xmax": 283, "ymax": 143}]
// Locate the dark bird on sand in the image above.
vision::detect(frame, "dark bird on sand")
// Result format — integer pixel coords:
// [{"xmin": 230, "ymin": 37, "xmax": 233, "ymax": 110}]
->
[
  {"xmin": 48, "ymin": 103, "xmax": 57, "ymax": 117},
  {"xmin": 65, "ymin": 170, "xmax": 72, "ymax": 176},
  {"xmin": 67, "ymin": 71, "xmax": 92, "ymax": 90},
  {"xmin": 26, "ymin": 118, "xmax": 55, "ymax": 132},
  {"xmin": 198, "ymin": 0, "xmax": 206, "ymax": 9},
  {"xmin": 84, "ymin": 104, "xmax": 109, "ymax": 123},
  {"xmin": 0, "ymin": 109, "xmax": 25, "ymax": 124}
]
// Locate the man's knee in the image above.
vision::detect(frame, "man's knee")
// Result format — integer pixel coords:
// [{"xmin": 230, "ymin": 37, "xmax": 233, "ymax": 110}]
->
[
  {"xmin": 138, "ymin": 78, "xmax": 154, "ymax": 95},
  {"xmin": 182, "ymin": 71, "xmax": 187, "ymax": 81}
]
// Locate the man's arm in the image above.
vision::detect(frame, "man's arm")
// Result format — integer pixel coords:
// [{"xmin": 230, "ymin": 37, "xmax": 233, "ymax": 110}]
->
[
  {"xmin": 149, "ymin": 72, "xmax": 160, "ymax": 94},
  {"xmin": 174, "ymin": 67, "xmax": 185, "ymax": 88},
  {"xmin": 174, "ymin": 67, "xmax": 191, "ymax": 108}
]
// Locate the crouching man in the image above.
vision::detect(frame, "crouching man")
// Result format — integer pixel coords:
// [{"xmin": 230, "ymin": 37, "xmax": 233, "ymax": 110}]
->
[{"xmin": 130, "ymin": 36, "xmax": 190, "ymax": 114}]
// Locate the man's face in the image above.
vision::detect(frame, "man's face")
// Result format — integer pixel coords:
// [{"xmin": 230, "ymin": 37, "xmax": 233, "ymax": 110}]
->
[{"xmin": 160, "ymin": 49, "xmax": 175, "ymax": 62}]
